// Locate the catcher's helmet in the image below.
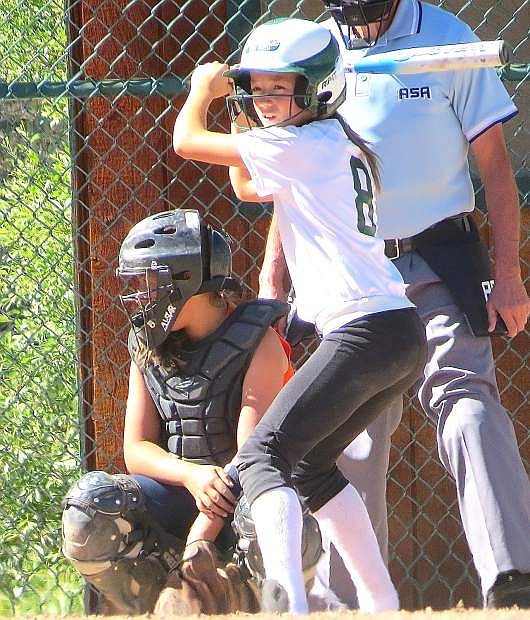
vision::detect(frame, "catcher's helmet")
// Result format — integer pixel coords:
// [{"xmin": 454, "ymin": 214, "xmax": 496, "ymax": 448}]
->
[
  {"xmin": 117, "ymin": 209, "xmax": 240, "ymax": 349},
  {"xmin": 225, "ymin": 18, "xmax": 346, "ymax": 128}
]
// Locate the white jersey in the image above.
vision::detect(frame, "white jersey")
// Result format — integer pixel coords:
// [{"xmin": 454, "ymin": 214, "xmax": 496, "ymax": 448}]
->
[
  {"xmin": 325, "ymin": 0, "xmax": 518, "ymax": 239},
  {"xmin": 236, "ymin": 119, "xmax": 413, "ymax": 335}
]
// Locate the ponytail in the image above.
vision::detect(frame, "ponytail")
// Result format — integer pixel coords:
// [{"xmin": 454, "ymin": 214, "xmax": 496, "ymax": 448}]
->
[{"xmin": 332, "ymin": 113, "xmax": 381, "ymax": 194}]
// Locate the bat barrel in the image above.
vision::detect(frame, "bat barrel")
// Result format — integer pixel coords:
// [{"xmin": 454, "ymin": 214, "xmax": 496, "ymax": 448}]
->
[{"xmin": 347, "ymin": 40, "xmax": 511, "ymax": 75}]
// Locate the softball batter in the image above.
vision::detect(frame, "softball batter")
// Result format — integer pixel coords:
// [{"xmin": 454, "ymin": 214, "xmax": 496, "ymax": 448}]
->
[{"xmin": 173, "ymin": 17, "xmax": 427, "ymax": 612}]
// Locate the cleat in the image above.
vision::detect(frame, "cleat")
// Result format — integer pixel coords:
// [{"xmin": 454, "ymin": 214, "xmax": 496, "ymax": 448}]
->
[{"xmin": 486, "ymin": 570, "xmax": 530, "ymax": 609}]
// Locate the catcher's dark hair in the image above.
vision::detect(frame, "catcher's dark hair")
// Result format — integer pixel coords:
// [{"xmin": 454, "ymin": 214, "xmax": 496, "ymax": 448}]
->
[{"xmin": 134, "ymin": 289, "xmax": 241, "ymax": 370}]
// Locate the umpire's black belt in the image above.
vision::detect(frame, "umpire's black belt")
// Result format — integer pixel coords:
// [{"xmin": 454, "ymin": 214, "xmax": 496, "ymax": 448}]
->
[{"xmin": 384, "ymin": 214, "xmax": 474, "ymax": 260}]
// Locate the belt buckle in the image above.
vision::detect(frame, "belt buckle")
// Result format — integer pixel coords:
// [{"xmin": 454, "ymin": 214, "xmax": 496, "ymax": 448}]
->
[{"xmin": 385, "ymin": 239, "xmax": 400, "ymax": 260}]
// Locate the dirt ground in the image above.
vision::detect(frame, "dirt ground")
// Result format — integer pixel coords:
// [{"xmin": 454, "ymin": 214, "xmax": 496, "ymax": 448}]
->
[{"xmin": 12, "ymin": 610, "xmax": 530, "ymax": 620}]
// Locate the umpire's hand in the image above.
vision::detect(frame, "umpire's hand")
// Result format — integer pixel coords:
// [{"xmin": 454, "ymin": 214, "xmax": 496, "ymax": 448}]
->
[{"xmin": 487, "ymin": 274, "xmax": 530, "ymax": 337}]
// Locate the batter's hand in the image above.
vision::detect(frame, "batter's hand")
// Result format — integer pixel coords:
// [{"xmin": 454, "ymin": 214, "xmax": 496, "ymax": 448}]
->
[
  {"xmin": 186, "ymin": 463, "xmax": 237, "ymax": 518},
  {"xmin": 487, "ymin": 274, "xmax": 530, "ymax": 337},
  {"xmin": 190, "ymin": 62, "xmax": 232, "ymax": 100}
]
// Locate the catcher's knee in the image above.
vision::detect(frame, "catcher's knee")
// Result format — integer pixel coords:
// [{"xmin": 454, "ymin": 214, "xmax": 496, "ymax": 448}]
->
[
  {"xmin": 61, "ymin": 470, "xmax": 179, "ymax": 614},
  {"xmin": 62, "ymin": 471, "xmax": 146, "ymax": 566}
]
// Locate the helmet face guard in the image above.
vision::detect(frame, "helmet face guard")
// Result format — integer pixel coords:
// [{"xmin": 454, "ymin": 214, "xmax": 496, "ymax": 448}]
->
[
  {"xmin": 323, "ymin": 0, "xmax": 395, "ymax": 46},
  {"xmin": 225, "ymin": 18, "xmax": 346, "ymax": 130},
  {"xmin": 118, "ymin": 265, "xmax": 184, "ymax": 350},
  {"xmin": 226, "ymin": 77, "xmax": 311, "ymax": 130},
  {"xmin": 117, "ymin": 210, "xmax": 239, "ymax": 350}
]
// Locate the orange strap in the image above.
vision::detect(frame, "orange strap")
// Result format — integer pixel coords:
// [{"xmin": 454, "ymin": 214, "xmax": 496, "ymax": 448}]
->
[{"xmin": 274, "ymin": 330, "xmax": 295, "ymax": 384}]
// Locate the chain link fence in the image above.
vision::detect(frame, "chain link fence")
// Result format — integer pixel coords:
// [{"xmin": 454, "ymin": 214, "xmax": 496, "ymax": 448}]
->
[{"xmin": 0, "ymin": 0, "xmax": 528, "ymax": 614}]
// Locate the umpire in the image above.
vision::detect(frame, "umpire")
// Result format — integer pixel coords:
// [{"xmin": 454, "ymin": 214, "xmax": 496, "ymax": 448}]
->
[{"xmin": 259, "ymin": 0, "xmax": 530, "ymax": 609}]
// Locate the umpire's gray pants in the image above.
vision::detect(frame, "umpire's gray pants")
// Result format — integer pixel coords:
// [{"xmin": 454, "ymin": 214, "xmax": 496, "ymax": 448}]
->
[{"xmin": 315, "ymin": 251, "xmax": 530, "ymax": 605}]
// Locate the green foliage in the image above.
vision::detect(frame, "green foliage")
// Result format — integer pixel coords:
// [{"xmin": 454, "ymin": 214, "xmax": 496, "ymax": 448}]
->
[
  {"xmin": 0, "ymin": 0, "xmax": 85, "ymax": 614},
  {"xmin": 0, "ymin": 0, "xmax": 68, "ymax": 82}
]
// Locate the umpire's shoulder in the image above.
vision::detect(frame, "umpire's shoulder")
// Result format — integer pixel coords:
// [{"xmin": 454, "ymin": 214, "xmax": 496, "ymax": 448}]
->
[{"xmin": 419, "ymin": 1, "xmax": 477, "ymax": 45}]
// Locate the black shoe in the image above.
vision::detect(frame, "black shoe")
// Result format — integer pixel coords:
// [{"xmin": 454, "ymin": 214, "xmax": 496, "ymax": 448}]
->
[
  {"xmin": 486, "ymin": 570, "xmax": 530, "ymax": 608},
  {"xmin": 261, "ymin": 580, "xmax": 289, "ymax": 613}
]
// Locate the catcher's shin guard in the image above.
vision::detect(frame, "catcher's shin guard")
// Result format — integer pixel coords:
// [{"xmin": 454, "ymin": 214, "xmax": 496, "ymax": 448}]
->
[
  {"xmin": 61, "ymin": 471, "xmax": 183, "ymax": 614},
  {"xmin": 232, "ymin": 492, "xmax": 323, "ymax": 586}
]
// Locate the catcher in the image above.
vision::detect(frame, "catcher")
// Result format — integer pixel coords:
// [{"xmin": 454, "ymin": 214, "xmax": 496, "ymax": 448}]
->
[{"xmin": 61, "ymin": 208, "xmax": 321, "ymax": 615}]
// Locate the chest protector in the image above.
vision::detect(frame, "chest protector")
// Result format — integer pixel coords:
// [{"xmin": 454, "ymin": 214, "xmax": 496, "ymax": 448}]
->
[{"xmin": 129, "ymin": 300, "xmax": 289, "ymax": 466}]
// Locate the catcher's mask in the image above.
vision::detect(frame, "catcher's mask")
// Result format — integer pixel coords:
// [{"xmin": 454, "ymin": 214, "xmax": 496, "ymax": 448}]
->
[
  {"xmin": 117, "ymin": 209, "xmax": 240, "ymax": 350},
  {"xmin": 225, "ymin": 18, "xmax": 346, "ymax": 130},
  {"xmin": 322, "ymin": 0, "xmax": 396, "ymax": 47}
]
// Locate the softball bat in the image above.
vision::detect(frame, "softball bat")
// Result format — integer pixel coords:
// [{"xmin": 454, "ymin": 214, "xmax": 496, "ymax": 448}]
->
[{"xmin": 344, "ymin": 40, "xmax": 510, "ymax": 74}]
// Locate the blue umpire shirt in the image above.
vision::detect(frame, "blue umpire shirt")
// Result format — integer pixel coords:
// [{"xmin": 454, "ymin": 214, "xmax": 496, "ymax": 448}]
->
[{"xmin": 327, "ymin": 0, "xmax": 518, "ymax": 239}]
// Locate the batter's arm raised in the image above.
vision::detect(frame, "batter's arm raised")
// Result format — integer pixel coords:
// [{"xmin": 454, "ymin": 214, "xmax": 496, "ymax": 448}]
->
[
  {"xmin": 173, "ymin": 62, "xmax": 244, "ymax": 168},
  {"xmin": 470, "ymin": 123, "xmax": 530, "ymax": 336}
]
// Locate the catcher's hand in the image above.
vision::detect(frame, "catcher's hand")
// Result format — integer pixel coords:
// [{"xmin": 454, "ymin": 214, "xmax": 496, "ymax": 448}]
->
[{"xmin": 187, "ymin": 464, "xmax": 237, "ymax": 518}]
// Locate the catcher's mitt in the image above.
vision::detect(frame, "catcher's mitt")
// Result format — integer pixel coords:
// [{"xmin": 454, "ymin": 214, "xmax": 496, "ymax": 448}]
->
[{"xmin": 154, "ymin": 540, "xmax": 260, "ymax": 615}]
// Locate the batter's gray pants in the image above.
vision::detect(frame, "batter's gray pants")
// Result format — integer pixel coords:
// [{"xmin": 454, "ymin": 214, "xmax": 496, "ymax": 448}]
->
[{"xmin": 315, "ymin": 251, "xmax": 530, "ymax": 605}]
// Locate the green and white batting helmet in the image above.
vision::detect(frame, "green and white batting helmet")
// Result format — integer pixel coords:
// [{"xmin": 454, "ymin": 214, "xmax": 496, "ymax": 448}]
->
[{"xmin": 225, "ymin": 18, "xmax": 346, "ymax": 126}]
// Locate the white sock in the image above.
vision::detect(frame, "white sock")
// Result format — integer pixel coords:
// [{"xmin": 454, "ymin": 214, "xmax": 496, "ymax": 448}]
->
[
  {"xmin": 251, "ymin": 487, "xmax": 308, "ymax": 613},
  {"xmin": 314, "ymin": 484, "xmax": 399, "ymax": 612}
]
